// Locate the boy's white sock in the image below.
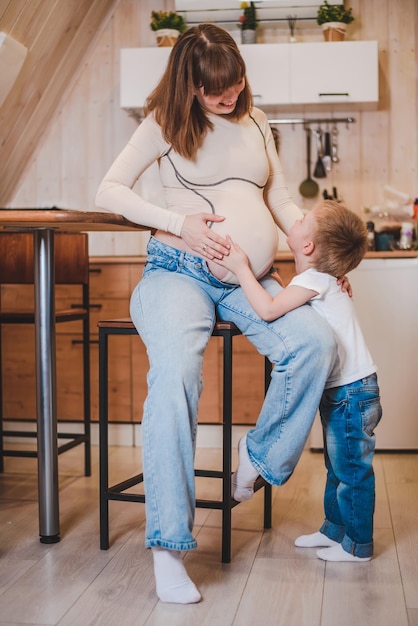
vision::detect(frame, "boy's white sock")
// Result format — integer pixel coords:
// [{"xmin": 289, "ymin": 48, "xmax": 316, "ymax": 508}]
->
[
  {"xmin": 152, "ymin": 547, "xmax": 201, "ymax": 604},
  {"xmin": 232, "ymin": 435, "xmax": 259, "ymax": 502},
  {"xmin": 294, "ymin": 531, "xmax": 339, "ymax": 548},
  {"xmin": 317, "ymin": 544, "xmax": 372, "ymax": 562}
]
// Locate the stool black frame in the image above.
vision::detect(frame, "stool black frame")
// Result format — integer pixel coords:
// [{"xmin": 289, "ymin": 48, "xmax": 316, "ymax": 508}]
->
[{"xmin": 99, "ymin": 318, "xmax": 272, "ymax": 563}]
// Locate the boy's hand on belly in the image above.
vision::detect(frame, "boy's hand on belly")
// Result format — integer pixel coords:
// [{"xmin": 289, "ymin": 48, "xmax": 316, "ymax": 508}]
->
[
  {"xmin": 181, "ymin": 213, "xmax": 230, "ymax": 260},
  {"xmin": 213, "ymin": 235, "xmax": 249, "ymax": 276}
]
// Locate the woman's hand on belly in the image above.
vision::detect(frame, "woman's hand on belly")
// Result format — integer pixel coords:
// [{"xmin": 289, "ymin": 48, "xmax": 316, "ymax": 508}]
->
[
  {"xmin": 209, "ymin": 207, "xmax": 278, "ymax": 283},
  {"xmin": 180, "ymin": 213, "xmax": 231, "ymax": 260}
]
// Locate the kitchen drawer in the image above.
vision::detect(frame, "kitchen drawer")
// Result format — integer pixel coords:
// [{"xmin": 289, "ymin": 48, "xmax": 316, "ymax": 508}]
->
[
  {"xmin": 199, "ymin": 338, "xmax": 222, "ymax": 424},
  {"xmin": 231, "ymin": 335, "xmax": 266, "ymax": 424},
  {"xmin": 1, "ymin": 283, "xmax": 87, "ymax": 335},
  {"xmin": 89, "ymin": 300, "xmax": 131, "ymax": 336},
  {"xmin": 89, "ymin": 263, "xmax": 131, "ymax": 300},
  {"xmin": 2, "ymin": 327, "xmax": 84, "ymax": 421},
  {"xmin": 90, "ymin": 337, "xmax": 132, "ymax": 422}
]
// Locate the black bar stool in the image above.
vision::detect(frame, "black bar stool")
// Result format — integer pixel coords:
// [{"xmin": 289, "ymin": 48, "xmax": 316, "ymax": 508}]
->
[{"xmin": 98, "ymin": 317, "xmax": 272, "ymax": 563}]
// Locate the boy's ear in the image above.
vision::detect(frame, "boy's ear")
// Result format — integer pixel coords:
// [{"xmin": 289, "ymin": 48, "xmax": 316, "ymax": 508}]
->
[{"xmin": 302, "ymin": 240, "xmax": 315, "ymax": 256}]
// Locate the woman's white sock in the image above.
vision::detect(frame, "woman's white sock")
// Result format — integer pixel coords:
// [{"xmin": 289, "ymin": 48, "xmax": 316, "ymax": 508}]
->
[
  {"xmin": 232, "ymin": 435, "xmax": 259, "ymax": 502},
  {"xmin": 152, "ymin": 547, "xmax": 201, "ymax": 604},
  {"xmin": 317, "ymin": 543, "xmax": 372, "ymax": 562},
  {"xmin": 294, "ymin": 531, "xmax": 339, "ymax": 548}
]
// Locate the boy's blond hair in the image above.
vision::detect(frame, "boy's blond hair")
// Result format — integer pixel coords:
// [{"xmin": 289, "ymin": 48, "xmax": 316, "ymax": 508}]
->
[{"xmin": 312, "ymin": 200, "xmax": 368, "ymax": 278}]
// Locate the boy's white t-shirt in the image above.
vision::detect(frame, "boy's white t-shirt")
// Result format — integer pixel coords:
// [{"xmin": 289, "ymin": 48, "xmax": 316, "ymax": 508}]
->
[{"xmin": 289, "ymin": 268, "xmax": 376, "ymax": 389}]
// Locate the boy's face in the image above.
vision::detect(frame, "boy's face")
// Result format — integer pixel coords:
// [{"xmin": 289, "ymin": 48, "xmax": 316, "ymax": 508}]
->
[{"xmin": 287, "ymin": 208, "xmax": 317, "ymax": 254}]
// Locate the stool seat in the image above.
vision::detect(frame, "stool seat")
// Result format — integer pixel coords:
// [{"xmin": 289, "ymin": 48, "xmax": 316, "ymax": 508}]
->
[
  {"xmin": 97, "ymin": 317, "xmax": 133, "ymax": 330},
  {"xmin": 0, "ymin": 308, "xmax": 88, "ymax": 323},
  {"xmin": 98, "ymin": 317, "xmax": 272, "ymax": 563}
]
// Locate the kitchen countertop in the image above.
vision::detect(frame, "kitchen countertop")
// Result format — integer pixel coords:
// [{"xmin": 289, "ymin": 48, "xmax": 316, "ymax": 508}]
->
[
  {"xmin": 90, "ymin": 250, "xmax": 418, "ymax": 264},
  {"xmin": 275, "ymin": 250, "xmax": 418, "ymax": 261},
  {"xmin": 359, "ymin": 250, "xmax": 418, "ymax": 258}
]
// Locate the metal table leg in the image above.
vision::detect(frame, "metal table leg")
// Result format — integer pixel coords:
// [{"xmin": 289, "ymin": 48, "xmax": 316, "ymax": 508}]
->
[{"xmin": 34, "ymin": 228, "xmax": 60, "ymax": 543}]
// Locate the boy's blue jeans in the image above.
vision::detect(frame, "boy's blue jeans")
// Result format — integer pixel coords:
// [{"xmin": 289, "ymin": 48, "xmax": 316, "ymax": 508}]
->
[
  {"xmin": 130, "ymin": 237, "xmax": 336, "ymax": 550},
  {"xmin": 319, "ymin": 374, "xmax": 382, "ymax": 558}
]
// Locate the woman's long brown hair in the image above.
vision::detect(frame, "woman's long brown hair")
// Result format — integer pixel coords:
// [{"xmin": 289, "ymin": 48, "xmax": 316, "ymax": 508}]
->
[{"xmin": 145, "ymin": 24, "xmax": 253, "ymax": 160}]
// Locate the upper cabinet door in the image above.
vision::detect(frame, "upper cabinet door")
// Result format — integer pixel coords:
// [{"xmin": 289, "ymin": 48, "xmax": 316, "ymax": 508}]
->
[
  {"xmin": 120, "ymin": 47, "xmax": 171, "ymax": 109},
  {"xmin": 290, "ymin": 41, "xmax": 378, "ymax": 104},
  {"xmin": 239, "ymin": 43, "xmax": 290, "ymax": 106}
]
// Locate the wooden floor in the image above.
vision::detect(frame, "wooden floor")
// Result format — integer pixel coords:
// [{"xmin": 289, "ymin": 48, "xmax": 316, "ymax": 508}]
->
[{"xmin": 0, "ymin": 444, "xmax": 417, "ymax": 626}]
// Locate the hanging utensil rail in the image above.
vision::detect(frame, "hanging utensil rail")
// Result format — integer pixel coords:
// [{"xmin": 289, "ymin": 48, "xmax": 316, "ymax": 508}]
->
[{"xmin": 268, "ymin": 117, "xmax": 355, "ymax": 127}]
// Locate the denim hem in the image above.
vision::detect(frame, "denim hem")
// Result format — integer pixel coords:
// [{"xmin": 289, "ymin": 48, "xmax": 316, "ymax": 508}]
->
[
  {"xmin": 249, "ymin": 461, "xmax": 286, "ymax": 487},
  {"xmin": 247, "ymin": 448, "xmax": 295, "ymax": 487},
  {"xmin": 341, "ymin": 535, "xmax": 374, "ymax": 558},
  {"xmin": 145, "ymin": 538, "xmax": 198, "ymax": 551},
  {"xmin": 320, "ymin": 520, "xmax": 374, "ymax": 557},
  {"xmin": 320, "ymin": 519, "xmax": 345, "ymax": 543}
]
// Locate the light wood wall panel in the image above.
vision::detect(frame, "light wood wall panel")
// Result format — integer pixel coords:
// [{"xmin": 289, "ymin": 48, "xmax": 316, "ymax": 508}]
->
[
  {"xmin": 0, "ymin": 0, "xmax": 118, "ymax": 205},
  {"xmin": 5, "ymin": 0, "xmax": 418, "ymax": 256}
]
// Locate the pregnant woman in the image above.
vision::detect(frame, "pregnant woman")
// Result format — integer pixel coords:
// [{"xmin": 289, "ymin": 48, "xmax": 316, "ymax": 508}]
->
[{"xmin": 96, "ymin": 24, "xmax": 335, "ymax": 604}]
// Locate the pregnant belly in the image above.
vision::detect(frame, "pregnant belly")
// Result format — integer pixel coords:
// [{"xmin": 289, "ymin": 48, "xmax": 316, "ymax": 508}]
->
[{"xmin": 208, "ymin": 200, "xmax": 278, "ymax": 284}]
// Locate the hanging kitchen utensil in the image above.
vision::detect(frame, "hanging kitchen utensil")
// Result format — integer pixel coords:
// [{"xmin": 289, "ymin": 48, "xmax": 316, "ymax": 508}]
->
[
  {"xmin": 323, "ymin": 131, "xmax": 332, "ymax": 172},
  {"xmin": 331, "ymin": 125, "xmax": 339, "ymax": 163},
  {"xmin": 299, "ymin": 128, "xmax": 319, "ymax": 198},
  {"xmin": 313, "ymin": 127, "xmax": 326, "ymax": 179},
  {"xmin": 271, "ymin": 126, "xmax": 280, "ymax": 155}
]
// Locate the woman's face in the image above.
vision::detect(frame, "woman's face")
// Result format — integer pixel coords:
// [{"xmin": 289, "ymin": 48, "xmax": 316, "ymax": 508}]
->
[{"xmin": 194, "ymin": 79, "xmax": 245, "ymax": 115}]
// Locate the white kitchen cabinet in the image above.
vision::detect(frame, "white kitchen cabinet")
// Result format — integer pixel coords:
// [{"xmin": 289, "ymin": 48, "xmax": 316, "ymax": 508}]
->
[
  {"xmin": 120, "ymin": 40, "xmax": 378, "ymax": 110},
  {"xmin": 290, "ymin": 41, "xmax": 378, "ymax": 104},
  {"xmin": 310, "ymin": 257, "xmax": 418, "ymax": 451},
  {"xmin": 239, "ymin": 43, "xmax": 290, "ymax": 106},
  {"xmin": 120, "ymin": 47, "xmax": 171, "ymax": 109}
]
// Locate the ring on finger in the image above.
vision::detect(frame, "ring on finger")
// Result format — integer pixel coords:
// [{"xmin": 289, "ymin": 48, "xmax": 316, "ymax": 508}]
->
[{"xmin": 203, "ymin": 244, "xmax": 207, "ymax": 252}]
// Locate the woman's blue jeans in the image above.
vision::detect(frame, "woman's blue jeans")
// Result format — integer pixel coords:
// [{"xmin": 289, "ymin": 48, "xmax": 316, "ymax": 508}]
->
[
  {"xmin": 318, "ymin": 374, "xmax": 382, "ymax": 558},
  {"xmin": 130, "ymin": 237, "xmax": 336, "ymax": 550}
]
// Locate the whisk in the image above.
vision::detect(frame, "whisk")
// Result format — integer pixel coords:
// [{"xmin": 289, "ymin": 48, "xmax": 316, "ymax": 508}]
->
[{"xmin": 287, "ymin": 15, "xmax": 297, "ymax": 42}]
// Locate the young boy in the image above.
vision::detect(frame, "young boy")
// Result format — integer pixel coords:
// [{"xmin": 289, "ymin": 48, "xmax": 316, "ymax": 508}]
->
[{"xmin": 216, "ymin": 200, "xmax": 382, "ymax": 562}]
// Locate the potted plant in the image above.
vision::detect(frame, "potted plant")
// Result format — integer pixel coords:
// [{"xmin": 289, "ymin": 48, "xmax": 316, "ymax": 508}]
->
[
  {"xmin": 150, "ymin": 10, "xmax": 187, "ymax": 47},
  {"xmin": 317, "ymin": 1, "xmax": 354, "ymax": 41},
  {"xmin": 239, "ymin": 2, "xmax": 258, "ymax": 44}
]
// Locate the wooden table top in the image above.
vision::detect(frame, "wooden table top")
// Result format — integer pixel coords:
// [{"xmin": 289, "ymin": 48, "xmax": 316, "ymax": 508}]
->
[
  {"xmin": 0, "ymin": 208, "xmax": 149, "ymax": 232},
  {"xmin": 2, "ymin": 208, "xmax": 415, "ymax": 257}
]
